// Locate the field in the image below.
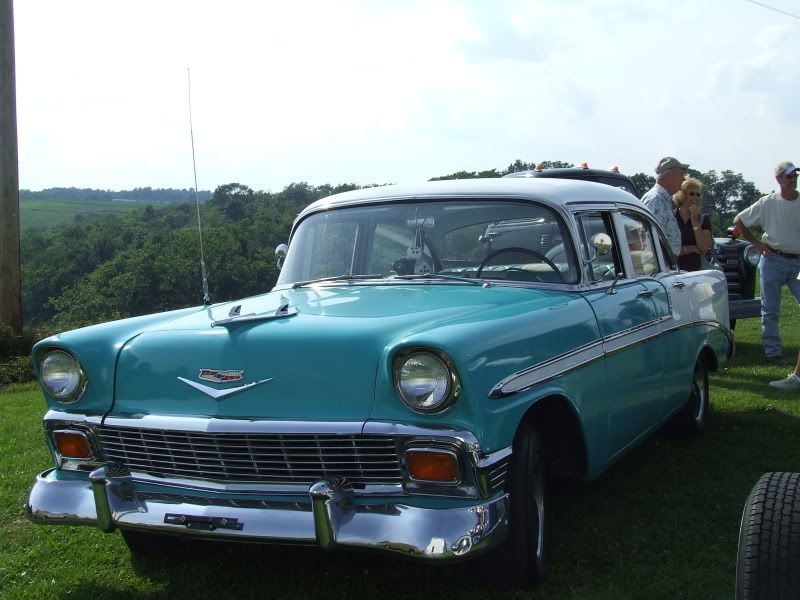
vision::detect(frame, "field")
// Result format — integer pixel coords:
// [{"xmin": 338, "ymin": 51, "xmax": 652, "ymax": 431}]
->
[
  {"xmin": 20, "ymin": 199, "xmax": 155, "ymax": 231},
  {"xmin": 1, "ymin": 297, "xmax": 799, "ymax": 599}
]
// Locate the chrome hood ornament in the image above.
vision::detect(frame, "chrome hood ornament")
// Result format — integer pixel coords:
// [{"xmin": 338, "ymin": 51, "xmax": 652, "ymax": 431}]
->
[{"xmin": 177, "ymin": 372, "xmax": 274, "ymax": 399}]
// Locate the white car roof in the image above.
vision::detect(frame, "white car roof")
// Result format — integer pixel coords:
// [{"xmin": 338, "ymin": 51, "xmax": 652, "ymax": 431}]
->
[{"xmin": 298, "ymin": 178, "xmax": 646, "ymax": 220}]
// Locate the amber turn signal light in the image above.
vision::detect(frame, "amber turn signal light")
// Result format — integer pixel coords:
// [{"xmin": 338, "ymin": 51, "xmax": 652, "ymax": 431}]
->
[
  {"xmin": 406, "ymin": 450, "xmax": 459, "ymax": 482},
  {"xmin": 53, "ymin": 431, "xmax": 92, "ymax": 459}
]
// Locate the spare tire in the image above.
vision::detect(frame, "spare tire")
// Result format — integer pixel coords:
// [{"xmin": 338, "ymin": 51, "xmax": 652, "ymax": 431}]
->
[{"xmin": 735, "ymin": 472, "xmax": 800, "ymax": 599}]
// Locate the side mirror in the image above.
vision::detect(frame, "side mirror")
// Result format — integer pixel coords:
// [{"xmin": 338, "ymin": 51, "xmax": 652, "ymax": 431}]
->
[
  {"xmin": 591, "ymin": 232, "xmax": 613, "ymax": 256},
  {"xmin": 275, "ymin": 244, "xmax": 288, "ymax": 269}
]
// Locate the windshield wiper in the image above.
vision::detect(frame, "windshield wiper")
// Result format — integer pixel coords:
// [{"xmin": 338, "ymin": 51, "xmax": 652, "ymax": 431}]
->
[
  {"xmin": 390, "ymin": 273, "xmax": 490, "ymax": 287},
  {"xmin": 291, "ymin": 274, "xmax": 382, "ymax": 289}
]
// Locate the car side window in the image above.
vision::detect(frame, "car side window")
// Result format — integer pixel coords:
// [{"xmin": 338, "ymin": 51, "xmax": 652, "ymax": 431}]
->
[
  {"xmin": 620, "ymin": 213, "xmax": 658, "ymax": 277},
  {"xmin": 576, "ymin": 212, "xmax": 622, "ymax": 283}
]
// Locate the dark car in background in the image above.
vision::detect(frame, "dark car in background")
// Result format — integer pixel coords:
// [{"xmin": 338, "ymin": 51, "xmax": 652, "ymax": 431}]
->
[
  {"xmin": 506, "ymin": 165, "xmax": 760, "ymax": 327},
  {"xmin": 713, "ymin": 227, "xmax": 761, "ymax": 327},
  {"xmin": 504, "ymin": 164, "xmax": 640, "ymax": 198}
]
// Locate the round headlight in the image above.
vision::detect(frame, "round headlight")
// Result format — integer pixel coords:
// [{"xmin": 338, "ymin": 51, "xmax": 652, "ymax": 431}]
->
[
  {"xmin": 40, "ymin": 350, "xmax": 84, "ymax": 403},
  {"xmin": 394, "ymin": 351, "xmax": 459, "ymax": 413},
  {"xmin": 744, "ymin": 245, "xmax": 761, "ymax": 267}
]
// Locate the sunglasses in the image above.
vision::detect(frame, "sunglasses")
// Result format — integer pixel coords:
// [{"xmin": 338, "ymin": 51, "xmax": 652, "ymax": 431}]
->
[
  {"xmin": 687, "ymin": 191, "xmax": 702, "ymax": 197},
  {"xmin": 785, "ymin": 172, "xmax": 797, "ymax": 180}
]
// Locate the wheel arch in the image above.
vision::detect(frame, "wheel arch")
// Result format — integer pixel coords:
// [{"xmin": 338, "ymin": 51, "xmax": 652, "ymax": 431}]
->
[
  {"xmin": 698, "ymin": 344, "xmax": 719, "ymax": 373},
  {"xmin": 517, "ymin": 394, "xmax": 587, "ymax": 481}
]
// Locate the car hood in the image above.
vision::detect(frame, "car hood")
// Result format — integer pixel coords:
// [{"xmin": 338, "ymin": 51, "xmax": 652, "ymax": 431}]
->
[{"xmin": 109, "ymin": 283, "xmax": 588, "ymax": 422}]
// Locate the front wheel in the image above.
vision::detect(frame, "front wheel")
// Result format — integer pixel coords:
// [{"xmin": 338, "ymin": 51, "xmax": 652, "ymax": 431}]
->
[
  {"xmin": 736, "ymin": 472, "xmax": 800, "ymax": 599},
  {"xmin": 481, "ymin": 423, "xmax": 548, "ymax": 587}
]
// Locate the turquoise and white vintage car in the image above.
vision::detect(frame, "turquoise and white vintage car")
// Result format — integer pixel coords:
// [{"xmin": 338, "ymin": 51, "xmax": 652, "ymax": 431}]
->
[{"xmin": 27, "ymin": 178, "xmax": 732, "ymax": 586}]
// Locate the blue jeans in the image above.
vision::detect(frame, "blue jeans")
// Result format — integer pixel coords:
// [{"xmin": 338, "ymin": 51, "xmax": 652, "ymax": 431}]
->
[{"xmin": 759, "ymin": 254, "xmax": 800, "ymax": 358}]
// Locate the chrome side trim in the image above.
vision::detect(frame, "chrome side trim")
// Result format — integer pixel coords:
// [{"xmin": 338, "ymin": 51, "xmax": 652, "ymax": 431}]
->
[
  {"xmin": 602, "ymin": 320, "xmax": 662, "ymax": 355},
  {"xmin": 489, "ymin": 340, "xmax": 605, "ymax": 398},
  {"xmin": 490, "ymin": 318, "xmax": 730, "ymax": 398}
]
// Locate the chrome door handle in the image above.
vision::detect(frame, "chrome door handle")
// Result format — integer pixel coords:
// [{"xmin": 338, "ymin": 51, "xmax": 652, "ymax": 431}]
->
[
  {"xmin": 637, "ymin": 290, "xmax": 654, "ymax": 298},
  {"xmin": 672, "ymin": 281, "xmax": 686, "ymax": 289}
]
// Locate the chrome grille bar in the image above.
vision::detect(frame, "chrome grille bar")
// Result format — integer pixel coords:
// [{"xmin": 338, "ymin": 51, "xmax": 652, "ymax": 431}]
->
[{"xmin": 97, "ymin": 426, "xmax": 403, "ymax": 485}]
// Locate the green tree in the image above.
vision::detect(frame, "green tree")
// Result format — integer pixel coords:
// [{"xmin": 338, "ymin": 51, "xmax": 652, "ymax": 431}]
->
[{"xmin": 630, "ymin": 173, "xmax": 655, "ymax": 196}]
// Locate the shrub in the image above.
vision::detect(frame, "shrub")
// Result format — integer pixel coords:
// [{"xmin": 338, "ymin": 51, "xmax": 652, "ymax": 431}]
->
[
  {"xmin": 0, "ymin": 323, "xmax": 60, "ymax": 385},
  {"xmin": 0, "ymin": 324, "xmax": 60, "ymax": 359},
  {"xmin": 0, "ymin": 355, "xmax": 35, "ymax": 386}
]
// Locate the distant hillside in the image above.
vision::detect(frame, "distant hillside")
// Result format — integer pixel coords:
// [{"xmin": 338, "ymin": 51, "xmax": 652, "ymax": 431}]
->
[
  {"xmin": 20, "ymin": 198, "xmax": 169, "ymax": 231},
  {"xmin": 19, "ymin": 187, "xmax": 212, "ymax": 203}
]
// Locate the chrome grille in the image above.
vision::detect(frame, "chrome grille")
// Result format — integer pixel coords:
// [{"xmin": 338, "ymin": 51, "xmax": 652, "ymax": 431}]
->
[{"xmin": 97, "ymin": 426, "xmax": 403, "ymax": 485}]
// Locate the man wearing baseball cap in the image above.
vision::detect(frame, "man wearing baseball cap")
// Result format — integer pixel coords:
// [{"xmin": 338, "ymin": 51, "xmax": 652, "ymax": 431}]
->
[
  {"xmin": 641, "ymin": 157, "xmax": 689, "ymax": 257},
  {"xmin": 734, "ymin": 161, "xmax": 800, "ymax": 370}
]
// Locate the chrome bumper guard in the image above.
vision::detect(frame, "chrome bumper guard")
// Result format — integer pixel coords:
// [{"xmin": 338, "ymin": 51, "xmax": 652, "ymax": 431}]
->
[{"xmin": 27, "ymin": 466, "xmax": 509, "ymax": 561}]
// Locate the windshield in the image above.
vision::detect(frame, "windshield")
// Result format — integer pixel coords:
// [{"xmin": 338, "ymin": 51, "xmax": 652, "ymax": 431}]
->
[{"xmin": 276, "ymin": 200, "xmax": 579, "ymax": 286}]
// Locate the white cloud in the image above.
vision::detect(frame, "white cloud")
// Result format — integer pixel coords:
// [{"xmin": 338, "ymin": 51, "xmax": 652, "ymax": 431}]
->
[{"xmin": 11, "ymin": 0, "xmax": 800, "ymax": 196}]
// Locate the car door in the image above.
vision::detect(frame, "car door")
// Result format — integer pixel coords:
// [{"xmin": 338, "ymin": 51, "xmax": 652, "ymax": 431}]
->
[
  {"xmin": 576, "ymin": 211, "xmax": 663, "ymax": 460},
  {"xmin": 645, "ymin": 218, "xmax": 698, "ymax": 419}
]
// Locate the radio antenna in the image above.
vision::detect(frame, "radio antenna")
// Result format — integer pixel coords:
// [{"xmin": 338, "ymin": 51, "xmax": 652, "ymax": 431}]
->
[{"xmin": 187, "ymin": 67, "xmax": 211, "ymax": 305}]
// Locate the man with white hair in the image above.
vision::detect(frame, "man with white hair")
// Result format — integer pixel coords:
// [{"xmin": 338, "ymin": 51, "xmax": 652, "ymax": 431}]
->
[
  {"xmin": 641, "ymin": 156, "xmax": 688, "ymax": 257},
  {"xmin": 734, "ymin": 161, "xmax": 800, "ymax": 366}
]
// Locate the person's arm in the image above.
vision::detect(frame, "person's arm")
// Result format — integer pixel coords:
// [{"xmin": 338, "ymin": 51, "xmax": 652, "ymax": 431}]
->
[
  {"xmin": 733, "ymin": 214, "xmax": 771, "ymax": 255},
  {"xmin": 691, "ymin": 208, "xmax": 712, "ymax": 253}
]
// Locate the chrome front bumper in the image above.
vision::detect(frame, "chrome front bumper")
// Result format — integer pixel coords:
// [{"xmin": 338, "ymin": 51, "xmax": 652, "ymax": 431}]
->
[{"xmin": 27, "ymin": 467, "xmax": 509, "ymax": 560}]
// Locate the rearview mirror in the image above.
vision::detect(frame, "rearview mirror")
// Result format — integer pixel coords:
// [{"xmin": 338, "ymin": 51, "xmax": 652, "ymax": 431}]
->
[{"xmin": 275, "ymin": 244, "xmax": 288, "ymax": 269}]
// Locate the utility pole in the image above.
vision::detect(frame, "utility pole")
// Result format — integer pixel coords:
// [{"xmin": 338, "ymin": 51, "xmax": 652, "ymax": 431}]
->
[{"xmin": 0, "ymin": 0, "xmax": 22, "ymax": 333}]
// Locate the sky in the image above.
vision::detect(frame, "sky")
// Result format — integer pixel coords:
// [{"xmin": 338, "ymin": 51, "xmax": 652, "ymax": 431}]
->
[{"xmin": 12, "ymin": 0, "xmax": 800, "ymax": 196}]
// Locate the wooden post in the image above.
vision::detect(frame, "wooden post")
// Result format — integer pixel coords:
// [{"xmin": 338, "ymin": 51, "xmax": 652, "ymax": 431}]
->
[{"xmin": 0, "ymin": 0, "xmax": 22, "ymax": 333}]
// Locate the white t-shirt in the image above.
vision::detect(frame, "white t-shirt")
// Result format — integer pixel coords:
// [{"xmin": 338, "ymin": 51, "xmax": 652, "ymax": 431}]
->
[{"xmin": 736, "ymin": 192, "xmax": 800, "ymax": 254}]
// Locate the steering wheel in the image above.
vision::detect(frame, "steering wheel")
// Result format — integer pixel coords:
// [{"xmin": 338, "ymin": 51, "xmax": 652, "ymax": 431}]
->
[{"xmin": 476, "ymin": 247, "xmax": 564, "ymax": 282}]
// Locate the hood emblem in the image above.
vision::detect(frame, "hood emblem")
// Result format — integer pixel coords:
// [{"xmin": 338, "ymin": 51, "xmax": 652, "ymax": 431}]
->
[
  {"xmin": 177, "ymin": 376, "xmax": 274, "ymax": 400},
  {"xmin": 199, "ymin": 369, "xmax": 244, "ymax": 383}
]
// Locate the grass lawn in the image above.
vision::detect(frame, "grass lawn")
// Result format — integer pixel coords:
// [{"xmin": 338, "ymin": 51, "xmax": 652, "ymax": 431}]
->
[{"xmin": 1, "ymin": 295, "xmax": 799, "ymax": 599}]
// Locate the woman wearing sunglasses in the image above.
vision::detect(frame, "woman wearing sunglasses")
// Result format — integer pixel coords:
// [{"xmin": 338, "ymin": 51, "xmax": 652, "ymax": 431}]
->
[{"xmin": 672, "ymin": 178, "xmax": 713, "ymax": 271}]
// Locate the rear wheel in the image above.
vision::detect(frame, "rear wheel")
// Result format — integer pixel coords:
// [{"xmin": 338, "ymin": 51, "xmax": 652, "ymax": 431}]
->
[
  {"xmin": 736, "ymin": 472, "xmax": 800, "ymax": 599},
  {"xmin": 675, "ymin": 360, "xmax": 709, "ymax": 436},
  {"xmin": 482, "ymin": 423, "xmax": 548, "ymax": 587}
]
